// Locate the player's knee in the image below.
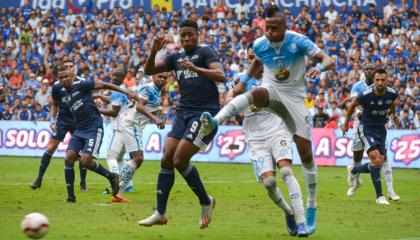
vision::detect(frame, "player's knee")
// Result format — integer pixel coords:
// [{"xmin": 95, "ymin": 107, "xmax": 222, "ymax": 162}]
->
[
  {"xmin": 131, "ymin": 151, "xmax": 144, "ymax": 166},
  {"xmin": 161, "ymin": 153, "xmax": 174, "ymax": 168},
  {"xmin": 173, "ymin": 155, "xmax": 188, "ymax": 171},
  {"xmin": 262, "ymin": 175, "xmax": 277, "ymax": 191},
  {"xmin": 64, "ymin": 157, "xmax": 75, "ymax": 166},
  {"xmin": 279, "ymin": 167, "xmax": 294, "ymax": 181},
  {"xmin": 106, "ymin": 150, "xmax": 119, "ymax": 161},
  {"xmin": 80, "ymin": 155, "xmax": 94, "ymax": 169}
]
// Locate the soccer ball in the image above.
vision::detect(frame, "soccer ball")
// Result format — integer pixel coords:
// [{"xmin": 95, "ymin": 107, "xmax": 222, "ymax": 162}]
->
[{"xmin": 21, "ymin": 213, "xmax": 49, "ymax": 239}]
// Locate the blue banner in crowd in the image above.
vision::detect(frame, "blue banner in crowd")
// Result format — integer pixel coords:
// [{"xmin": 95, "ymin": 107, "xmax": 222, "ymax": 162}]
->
[
  {"xmin": 1, "ymin": 120, "xmax": 419, "ymax": 168},
  {"xmin": 0, "ymin": 0, "xmax": 413, "ymax": 16}
]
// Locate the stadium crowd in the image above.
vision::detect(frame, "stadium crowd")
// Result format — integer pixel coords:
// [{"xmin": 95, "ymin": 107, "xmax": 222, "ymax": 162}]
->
[{"xmin": 0, "ymin": 0, "xmax": 419, "ymax": 129}]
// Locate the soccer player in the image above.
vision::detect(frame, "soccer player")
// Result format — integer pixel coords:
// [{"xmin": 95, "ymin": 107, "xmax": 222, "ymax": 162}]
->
[
  {"xmin": 112, "ymin": 72, "xmax": 167, "ymax": 202},
  {"xmin": 341, "ymin": 68, "xmax": 399, "ymax": 205},
  {"xmin": 94, "ymin": 69, "xmax": 133, "ymax": 194},
  {"xmin": 138, "ymin": 19, "xmax": 225, "ymax": 228},
  {"xmin": 199, "ymin": 5, "xmax": 334, "ymax": 234},
  {"xmin": 57, "ymin": 63, "xmax": 135, "ymax": 203},
  {"xmin": 30, "ymin": 60, "xmax": 87, "ymax": 191},
  {"xmin": 347, "ymin": 63, "xmax": 400, "ymax": 201},
  {"xmin": 229, "ymin": 66, "xmax": 306, "ymax": 236}
]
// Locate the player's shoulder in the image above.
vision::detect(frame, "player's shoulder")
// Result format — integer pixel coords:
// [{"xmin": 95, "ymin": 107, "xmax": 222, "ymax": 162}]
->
[
  {"xmin": 361, "ymin": 87, "xmax": 374, "ymax": 96},
  {"xmin": 386, "ymin": 87, "xmax": 396, "ymax": 94},
  {"xmin": 253, "ymin": 35, "xmax": 270, "ymax": 50}
]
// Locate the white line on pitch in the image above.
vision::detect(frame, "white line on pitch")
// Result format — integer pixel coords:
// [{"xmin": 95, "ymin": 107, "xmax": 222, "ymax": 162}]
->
[{"xmin": 0, "ymin": 180, "xmax": 256, "ymax": 186}]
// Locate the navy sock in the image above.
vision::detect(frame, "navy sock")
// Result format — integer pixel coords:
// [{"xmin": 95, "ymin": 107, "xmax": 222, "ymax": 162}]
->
[
  {"xmin": 180, "ymin": 164, "xmax": 210, "ymax": 206},
  {"xmin": 156, "ymin": 167, "xmax": 175, "ymax": 215},
  {"xmin": 37, "ymin": 152, "xmax": 52, "ymax": 180},
  {"xmin": 370, "ymin": 166, "xmax": 383, "ymax": 198},
  {"xmin": 352, "ymin": 162, "xmax": 370, "ymax": 174},
  {"xmin": 79, "ymin": 160, "xmax": 87, "ymax": 184},
  {"xmin": 92, "ymin": 162, "xmax": 113, "ymax": 179},
  {"xmin": 64, "ymin": 165, "xmax": 75, "ymax": 197}
]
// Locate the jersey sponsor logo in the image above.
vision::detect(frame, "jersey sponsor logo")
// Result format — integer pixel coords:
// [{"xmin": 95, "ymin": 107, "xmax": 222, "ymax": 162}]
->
[
  {"xmin": 191, "ymin": 55, "xmax": 199, "ymax": 60},
  {"xmin": 176, "ymin": 69, "xmax": 199, "ymax": 79},
  {"xmin": 70, "ymin": 99, "xmax": 83, "ymax": 112},
  {"xmin": 275, "ymin": 67, "xmax": 289, "ymax": 81},
  {"xmin": 371, "ymin": 109, "xmax": 389, "ymax": 115},
  {"xmin": 290, "ymin": 42, "xmax": 297, "ymax": 53}
]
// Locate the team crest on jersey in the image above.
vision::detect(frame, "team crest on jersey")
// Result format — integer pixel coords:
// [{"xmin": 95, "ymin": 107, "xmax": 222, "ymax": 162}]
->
[
  {"xmin": 378, "ymin": 100, "xmax": 383, "ymax": 105},
  {"xmin": 275, "ymin": 67, "xmax": 289, "ymax": 81},
  {"xmin": 290, "ymin": 43, "xmax": 297, "ymax": 53}
]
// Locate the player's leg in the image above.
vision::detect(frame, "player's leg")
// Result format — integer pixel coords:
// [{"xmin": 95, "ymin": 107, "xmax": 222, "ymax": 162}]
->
[
  {"xmin": 30, "ymin": 138, "xmax": 60, "ymax": 189},
  {"xmin": 64, "ymin": 149, "xmax": 78, "ymax": 202},
  {"xmin": 106, "ymin": 130, "xmax": 124, "ymax": 174},
  {"xmin": 79, "ymin": 128, "xmax": 120, "ymax": 196},
  {"xmin": 139, "ymin": 137, "xmax": 178, "ymax": 226},
  {"xmin": 113, "ymin": 150, "xmax": 143, "ymax": 202},
  {"xmin": 78, "ymin": 159, "xmax": 88, "ymax": 191},
  {"xmin": 200, "ymin": 87, "xmax": 269, "ymax": 135},
  {"xmin": 382, "ymin": 149, "xmax": 400, "ymax": 201},
  {"xmin": 172, "ymin": 139, "xmax": 215, "ymax": 229},
  {"xmin": 347, "ymin": 127, "xmax": 364, "ymax": 196}
]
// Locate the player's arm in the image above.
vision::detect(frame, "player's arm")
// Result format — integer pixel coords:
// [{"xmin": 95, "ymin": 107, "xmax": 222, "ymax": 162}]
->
[
  {"xmin": 99, "ymin": 105, "xmax": 121, "ymax": 118},
  {"xmin": 341, "ymin": 97, "xmax": 360, "ymax": 134},
  {"xmin": 144, "ymin": 36, "xmax": 168, "ymax": 75},
  {"xmin": 181, "ymin": 60, "xmax": 225, "ymax": 83},
  {"xmin": 94, "ymin": 82, "xmax": 137, "ymax": 101},
  {"xmin": 92, "ymin": 94, "xmax": 110, "ymax": 104},
  {"xmin": 135, "ymin": 97, "xmax": 165, "ymax": 129},
  {"xmin": 307, "ymin": 51, "xmax": 335, "ymax": 78},
  {"xmin": 49, "ymin": 99, "xmax": 59, "ymax": 131},
  {"xmin": 234, "ymin": 58, "xmax": 263, "ymax": 88},
  {"xmin": 389, "ymin": 100, "xmax": 399, "ymax": 129}
]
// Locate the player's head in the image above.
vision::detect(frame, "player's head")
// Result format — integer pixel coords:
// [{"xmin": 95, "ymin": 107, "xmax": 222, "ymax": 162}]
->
[
  {"xmin": 63, "ymin": 58, "xmax": 76, "ymax": 77},
  {"xmin": 111, "ymin": 68, "xmax": 125, "ymax": 85},
  {"xmin": 373, "ymin": 68, "xmax": 387, "ymax": 92},
  {"xmin": 58, "ymin": 65, "xmax": 73, "ymax": 89},
  {"xmin": 364, "ymin": 63, "xmax": 376, "ymax": 83},
  {"xmin": 153, "ymin": 72, "xmax": 168, "ymax": 89},
  {"xmin": 179, "ymin": 19, "xmax": 199, "ymax": 52},
  {"xmin": 264, "ymin": 5, "xmax": 287, "ymax": 42}
]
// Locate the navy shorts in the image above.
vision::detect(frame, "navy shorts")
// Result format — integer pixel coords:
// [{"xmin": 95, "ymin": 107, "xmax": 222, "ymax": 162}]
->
[
  {"xmin": 68, "ymin": 127, "xmax": 104, "ymax": 158},
  {"xmin": 357, "ymin": 124, "xmax": 387, "ymax": 155},
  {"xmin": 168, "ymin": 109, "xmax": 218, "ymax": 150},
  {"xmin": 51, "ymin": 122, "xmax": 75, "ymax": 141}
]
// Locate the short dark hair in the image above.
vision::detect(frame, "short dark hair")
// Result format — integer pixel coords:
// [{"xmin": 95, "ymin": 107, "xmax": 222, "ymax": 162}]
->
[
  {"xmin": 265, "ymin": 4, "xmax": 280, "ymax": 18},
  {"xmin": 374, "ymin": 68, "xmax": 387, "ymax": 76},
  {"xmin": 180, "ymin": 19, "xmax": 198, "ymax": 31}
]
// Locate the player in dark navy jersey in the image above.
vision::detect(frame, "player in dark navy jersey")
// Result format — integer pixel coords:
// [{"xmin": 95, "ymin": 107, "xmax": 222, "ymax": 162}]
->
[
  {"xmin": 57, "ymin": 63, "xmax": 136, "ymax": 203},
  {"xmin": 139, "ymin": 19, "xmax": 225, "ymax": 228},
  {"xmin": 30, "ymin": 60, "xmax": 88, "ymax": 191},
  {"xmin": 341, "ymin": 68, "xmax": 399, "ymax": 205}
]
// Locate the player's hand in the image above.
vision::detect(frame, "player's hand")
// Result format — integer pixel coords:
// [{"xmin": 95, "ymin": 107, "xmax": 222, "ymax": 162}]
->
[
  {"xmin": 392, "ymin": 114, "xmax": 399, "ymax": 129},
  {"xmin": 250, "ymin": 104, "xmax": 261, "ymax": 112},
  {"xmin": 306, "ymin": 67, "xmax": 322, "ymax": 78},
  {"xmin": 340, "ymin": 124, "xmax": 349, "ymax": 136},
  {"xmin": 151, "ymin": 36, "xmax": 167, "ymax": 53},
  {"xmin": 127, "ymin": 92, "xmax": 138, "ymax": 101},
  {"xmin": 50, "ymin": 123, "xmax": 57, "ymax": 132},
  {"xmin": 94, "ymin": 98, "xmax": 103, "ymax": 106},
  {"xmin": 180, "ymin": 59, "xmax": 198, "ymax": 72},
  {"xmin": 153, "ymin": 118, "xmax": 165, "ymax": 129}
]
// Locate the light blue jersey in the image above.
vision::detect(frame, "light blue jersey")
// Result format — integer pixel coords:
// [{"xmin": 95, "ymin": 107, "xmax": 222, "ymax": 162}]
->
[
  {"xmin": 351, "ymin": 80, "xmax": 374, "ymax": 124},
  {"xmin": 110, "ymin": 90, "xmax": 130, "ymax": 131},
  {"xmin": 123, "ymin": 82, "xmax": 161, "ymax": 126},
  {"xmin": 253, "ymin": 31, "xmax": 321, "ymax": 98}
]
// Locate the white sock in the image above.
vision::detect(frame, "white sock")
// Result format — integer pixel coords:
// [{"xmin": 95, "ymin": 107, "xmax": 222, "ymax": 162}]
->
[
  {"xmin": 302, "ymin": 162, "xmax": 317, "ymax": 208},
  {"xmin": 263, "ymin": 176, "xmax": 293, "ymax": 215},
  {"xmin": 118, "ymin": 160, "xmax": 138, "ymax": 194},
  {"xmin": 106, "ymin": 150, "xmax": 120, "ymax": 174},
  {"xmin": 214, "ymin": 92, "xmax": 253, "ymax": 123},
  {"xmin": 382, "ymin": 160, "xmax": 395, "ymax": 194},
  {"xmin": 281, "ymin": 167, "xmax": 305, "ymax": 224}
]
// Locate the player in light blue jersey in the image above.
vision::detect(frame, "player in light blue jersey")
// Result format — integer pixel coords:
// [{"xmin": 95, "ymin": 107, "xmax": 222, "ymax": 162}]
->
[
  {"xmin": 347, "ymin": 63, "xmax": 400, "ymax": 201},
  {"xmin": 112, "ymin": 72, "xmax": 167, "ymax": 202},
  {"xmin": 199, "ymin": 5, "xmax": 335, "ymax": 235},
  {"xmin": 95, "ymin": 69, "xmax": 134, "ymax": 195}
]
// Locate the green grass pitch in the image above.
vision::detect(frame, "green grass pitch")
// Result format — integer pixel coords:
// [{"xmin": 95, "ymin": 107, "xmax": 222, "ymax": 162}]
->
[{"xmin": 1, "ymin": 156, "xmax": 420, "ymax": 239}]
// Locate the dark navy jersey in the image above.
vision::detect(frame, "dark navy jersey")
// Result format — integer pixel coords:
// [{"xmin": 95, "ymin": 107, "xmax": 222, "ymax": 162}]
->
[
  {"xmin": 164, "ymin": 45, "xmax": 221, "ymax": 111},
  {"xmin": 52, "ymin": 80, "xmax": 77, "ymax": 124},
  {"xmin": 65, "ymin": 79, "xmax": 103, "ymax": 131},
  {"xmin": 357, "ymin": 87, "xmax": 398, "ymax": 126}
]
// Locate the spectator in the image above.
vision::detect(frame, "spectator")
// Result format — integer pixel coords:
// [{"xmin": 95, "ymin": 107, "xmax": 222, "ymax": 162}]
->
[
  {"xmin": 399, "ymin": 110, "xmax": 414, "ymax": 129},
  {"xmin": 25, "ymin": 73, "xmax": 41, "ymax": 90},
  {"xmin": 18, "ymin": 104, "xmax": 33, "ymax": 121},
  {"xmin": 324, "ymin": 5, "xmax": 338, "ymax": 25},
  {"xmin": 10, "ymin": 69, "xmax": 23, "ymax": 88},
  {"xmin": 313, "ymin": 107, "xmax": 330, "ymax": 128},
  {"xmin": 33, "ymin": 103, "xmax": 47, "ymax": 121},
  {"xmin": 34, "ymin": 79, "xmax": 51, "ymax": 107},
  {"xmin": 325, "ymin": 114, "xmax": 340, "ymax": 128},
  {"xmin": 326, "ymin": 101, "xmax": 344, "ymax": 117},
  {"xmin": 123, "ymin": 71, "xmax": 136, "ymax": 89},
  {"xmin": 414, "ymin": 106, "xmax": 420, "ymax": 129}
]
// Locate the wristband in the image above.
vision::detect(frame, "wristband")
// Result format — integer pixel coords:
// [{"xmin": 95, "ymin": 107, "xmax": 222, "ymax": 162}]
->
[
  {"xmin": 316, "ymin": 63, "xmax": 326, "ymax": 72},
  {"xmin": 50, "ymin": 117, "xmax": 55, "ymax": 125},
  {"xmin": 239, "ymin": 74, "xmax": 251, "ymax": 83}
]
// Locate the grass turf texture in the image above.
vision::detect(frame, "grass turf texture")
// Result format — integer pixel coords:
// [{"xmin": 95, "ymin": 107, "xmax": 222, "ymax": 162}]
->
[{"xmin": 1, "ymin": 156, "xmax": 419, "ymax": 240}]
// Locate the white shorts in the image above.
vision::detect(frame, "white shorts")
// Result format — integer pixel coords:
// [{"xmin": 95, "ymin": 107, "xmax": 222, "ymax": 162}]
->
[
  {"xmin": 264, "ymin": 86, "xmax": 311, "ymax": 140},
  {"xmin": 108, "ymin": 130, "xmax": 126, "ymax": 154},
  {"xmin": 249, "ymin": 134, "xmax": 293, "ymax": 180},
  {"xmin": 121, "ymin": 124, "xmax": 144, "ymax": 153},
  {"xmin": 351, "ymin": 120, "xmax": 364, "ymax": 152}
]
